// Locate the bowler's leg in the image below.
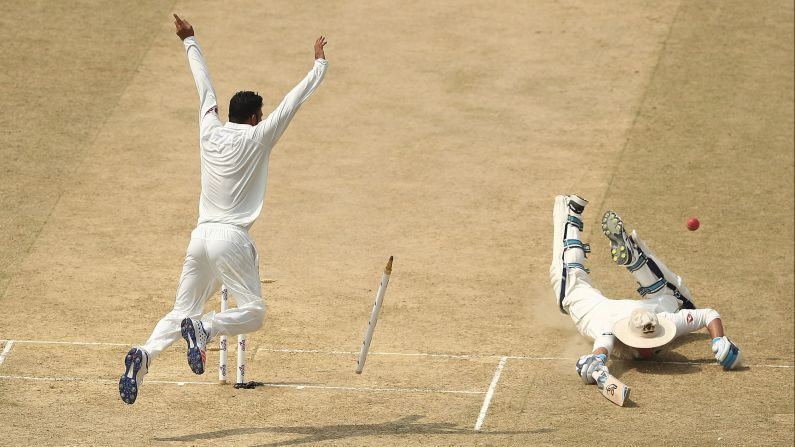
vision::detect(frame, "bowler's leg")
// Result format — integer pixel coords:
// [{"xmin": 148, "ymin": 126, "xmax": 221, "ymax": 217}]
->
[
  {"xmin": 142, "ymin": 238, "xmax": 220, "ymax": 360},
  {"xmin": 203, "ymin": 238, "xmax": 266, "ymax": 338},
  {"xmin": 121, "ymin": 237, "xmax": 219, "ymax": 402}
]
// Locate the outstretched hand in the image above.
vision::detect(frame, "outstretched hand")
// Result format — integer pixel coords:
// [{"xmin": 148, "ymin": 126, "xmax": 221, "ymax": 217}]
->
[
  {"xmin": 173, "ymin": 14, "xmax": 194, "ymax": 40},
  {"xmin": 314, "ymin": 36, "xmax": 327, "ymax": 60},
  {"xmin": 575, "ymin": 353, "xmax": 608, "ymax": 385},
  {"xmin": 711, "ymin": 336, "xmax": 742, "ymax": 369}
]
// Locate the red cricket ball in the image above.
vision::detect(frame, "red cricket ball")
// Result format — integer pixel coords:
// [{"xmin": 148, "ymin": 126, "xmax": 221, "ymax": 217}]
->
[{"xmin": 687, "ymin": 217, "xmax": 700, "ymax": 231}]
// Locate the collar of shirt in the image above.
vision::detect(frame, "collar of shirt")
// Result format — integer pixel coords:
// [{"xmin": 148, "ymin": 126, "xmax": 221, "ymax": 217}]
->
[{"xmin": 224, "ymin": 122, "xmax": 253, "ymax": 130}]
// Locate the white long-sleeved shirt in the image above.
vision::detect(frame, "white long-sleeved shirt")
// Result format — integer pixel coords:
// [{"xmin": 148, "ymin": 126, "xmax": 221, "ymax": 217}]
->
[
  {"xmin": 579, "ymin": 296, "xmax": 720, "ymax": 358},
  {"xmin": 182, "ymin": 36, "xmax": 327, "ymax": 229}
]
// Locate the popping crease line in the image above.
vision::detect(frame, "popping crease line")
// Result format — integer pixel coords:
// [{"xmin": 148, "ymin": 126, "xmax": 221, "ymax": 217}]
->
[
  {"xmin": 254, "ymin": 347, "xmax": 795, "ymax": 369},
  {"xmin": 257, "ymin": 346, "xmax": 570, "ymax": 361},
  {"xmin": 4, "ymin": 339, "xmax": 794, "ymax": 368},
  {"xmin": 10, "ymin": 339, "xmax": 128, "ymax": 347},
  {"xmin": 257, "ymin": 383, "xmax": 483, "ymax": 395},
  {"xmin": 257, "ymin": 347, "xmax": 486, "ymax": 360}
]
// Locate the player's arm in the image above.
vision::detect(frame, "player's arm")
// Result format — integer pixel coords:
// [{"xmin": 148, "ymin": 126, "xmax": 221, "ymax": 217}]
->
[
  {"xmin": 705, "ymin": 316, "xmax": 742, "ymax": 370},
  {"xmin": 661, "ymin": 309, "xmax": 742, "ymax": 369},
  {"xmin": 574, "ymin": 332, "xmax": 613, "ymax": 385},
  {"xmin": 254, "ymin": 36, "xmax": 328, "ymax": 146},
  {"xmin": 173, "ymin": 14, "xmax": 221, "ymax": 130}
]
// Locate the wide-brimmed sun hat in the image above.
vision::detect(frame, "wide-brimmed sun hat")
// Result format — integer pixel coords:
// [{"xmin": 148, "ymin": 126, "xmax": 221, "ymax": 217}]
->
[{"xmin": 612, "ymin": 308, "xmax": 676, "ymax": 349}]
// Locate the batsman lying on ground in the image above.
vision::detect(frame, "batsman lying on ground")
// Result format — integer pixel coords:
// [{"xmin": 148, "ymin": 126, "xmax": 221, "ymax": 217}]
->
[{"xmin": 550, "ymin": 194, "xmax": 742, "ymax": 392}]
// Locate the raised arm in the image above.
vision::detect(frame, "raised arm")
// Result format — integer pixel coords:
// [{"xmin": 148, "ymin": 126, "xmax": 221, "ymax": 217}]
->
[
  {"xmin": 254, "ymin": 36, "xmax": 328, "ymax": 146},
  {"xmin": 174, "ymin": 14, "xmax": 220, "ymax": 123}
]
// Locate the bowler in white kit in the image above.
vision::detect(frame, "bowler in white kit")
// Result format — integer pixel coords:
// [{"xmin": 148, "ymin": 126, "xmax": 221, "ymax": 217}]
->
[
  {"xmin": 550, "ymin": 194, "xmax": 742, "ymax": 387},
  {"xmin": 119, "ymin": 14, "xmax": 328, "ymax": 404}
]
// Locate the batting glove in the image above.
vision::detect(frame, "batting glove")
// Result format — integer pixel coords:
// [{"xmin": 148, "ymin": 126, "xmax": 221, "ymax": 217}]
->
[
  {"xmin": 711, "ymin": 336, "xmax": 742, "ymax": 370},
  {"xmin": 575, "ymin": 353, "xmax": 608, "ymax": 384}
]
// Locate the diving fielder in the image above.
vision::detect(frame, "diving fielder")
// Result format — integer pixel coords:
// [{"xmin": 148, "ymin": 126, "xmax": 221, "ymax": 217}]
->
[
  {"xmin": 550, "ymin": 195, "xmax": 742, "ymax": 387},
  {"xmin": 119, "ymin": 14, "xmax": 328, "ymax": 404}
]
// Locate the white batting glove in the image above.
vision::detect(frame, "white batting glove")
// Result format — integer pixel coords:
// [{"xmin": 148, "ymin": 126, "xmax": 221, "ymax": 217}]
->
[
  {"xmin": 711, "ymin": 336, "xmax": 742, "ymax": 370},
  {"xmin": 575, "ymin": 353, "xmax": 608, "ymax": 384}
]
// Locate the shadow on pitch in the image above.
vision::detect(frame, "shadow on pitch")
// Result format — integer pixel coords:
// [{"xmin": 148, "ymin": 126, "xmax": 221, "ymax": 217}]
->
[
  {"xmin": 609, "ymin": 333, "xmax": 721, "ymax": 377},
  {"xmin": 153, "ymin": 415, "xmax": 550, "ymax": 446}
]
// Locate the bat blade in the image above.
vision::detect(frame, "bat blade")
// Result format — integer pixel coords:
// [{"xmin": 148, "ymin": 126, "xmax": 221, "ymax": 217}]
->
[{"xmin": 593, "ymin": 372, "xmax": 631, "ymax": 406}]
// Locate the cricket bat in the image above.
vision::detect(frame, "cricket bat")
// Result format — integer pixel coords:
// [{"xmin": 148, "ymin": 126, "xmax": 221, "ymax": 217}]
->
[{"xmin": 592, "ymin": 371, "xmax": 630, "ymax": 406}]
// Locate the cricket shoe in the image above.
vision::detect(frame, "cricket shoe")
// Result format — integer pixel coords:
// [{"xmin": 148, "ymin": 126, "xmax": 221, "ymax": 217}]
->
[
  {"xmin": 119, "ymin": 347, "xmax": 149, "ymax": 405},
  {"xmin": 601, "ymin": 210, "xmax": 638, "ymax": 266},
  {"xmin": 181, "ymin": 318, "xmax": 209, "ymax": 375}
]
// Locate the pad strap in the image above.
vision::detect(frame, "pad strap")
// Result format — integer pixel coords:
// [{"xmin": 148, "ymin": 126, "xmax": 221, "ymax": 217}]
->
[
  {"xmin": 565, "ymin": 262, "xmax": 591, "ymax": 274},
  {"xmin": 567, "ymin": 215, "xmax": 583, "ymax": 231},
  {"xmin": 627, "ymin": 252, "xmax": 648, "ymax": 272},
  {"xmin": 563, "ymin": 239, "xmax": 591, "ymax": 253},
  {"xmin": 668, "ymin": 285, "xmax": 696, "ymax": 310},
  {"xmin": 637, "ymin": 277, "xmax": 666, "ymax": 296}
]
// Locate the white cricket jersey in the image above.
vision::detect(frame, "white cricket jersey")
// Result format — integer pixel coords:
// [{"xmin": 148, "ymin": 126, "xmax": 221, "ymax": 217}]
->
[
  {"xmin": 182, "ymin": 36, "xmax": 327, "ymax": 229},
  {"xmin": 569, "ymin": 293, "xmax": 720, "ymax": 355}
]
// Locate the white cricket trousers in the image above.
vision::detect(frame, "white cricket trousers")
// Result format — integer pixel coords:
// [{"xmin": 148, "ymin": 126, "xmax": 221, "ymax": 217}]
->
[
  {"xmin": 549, "ymin": 196, "xmax": 679, "ymax": 340},
  {"xmin": 142, "ymin": 223, "xmax": 265, "ymax": 359}
]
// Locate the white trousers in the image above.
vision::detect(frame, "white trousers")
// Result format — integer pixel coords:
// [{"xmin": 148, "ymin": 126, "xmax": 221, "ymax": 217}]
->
[
  {"xmin": 549, "ymin": 196, "xmax": 679, "ymax": 340},
  {"xmin": 553, "ymin": 266, "xmax": 680, "ymax": 341},
  {"xmin": 142, "ymin": 223, "xmax": 265, "ymax": 359}
]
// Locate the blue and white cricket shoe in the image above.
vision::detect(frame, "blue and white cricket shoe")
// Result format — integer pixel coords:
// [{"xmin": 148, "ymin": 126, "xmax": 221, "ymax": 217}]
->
[
  {"xmin": 181, "ymin": 318, "xmax": 209, "ymax": 375},
  {"xmin": 119, "ymin": 347, "xmax": 149, "ymax": 405}
]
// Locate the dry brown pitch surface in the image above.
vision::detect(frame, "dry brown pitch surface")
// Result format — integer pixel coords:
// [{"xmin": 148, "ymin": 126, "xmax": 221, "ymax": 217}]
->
[{"xmin": 1, "ymin": 1, "xmax": 792, "ymax": 446}]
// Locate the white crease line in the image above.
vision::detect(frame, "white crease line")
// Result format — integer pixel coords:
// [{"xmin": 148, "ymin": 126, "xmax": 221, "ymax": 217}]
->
[
  {"xmin": 12, "ymin": 339, "xmax": 128, "ymax": 347},
  {"xmin": 0, "ymin": 341, "xmax": 14, "ymax": 367},
  {"xmin": 743, "ymin": 364, "xmax": 795, "ymax": 369},
  {"xmin": 638, "ymin": 360, "xmax": 795, "ymax": 369},
  {"xmin": 257, "ymin": 347, "xmax": 481, "ymax": 360},
  {"xmin": 260, "ymin": 383, "xmax": 483, "ymax": 394},
  {"xmin": 506, "ymin": 356, "xmax": 570, "ymax": 361},
  {"xmin": 504, "ymin": 356, "xmax": 795, "ymax": 369},
  {"xmin": 474, "ymin": 356, "xmax": 508, "ymax": 432},
  {"xmin": 0, "ymin": 374, "xmax": 483, "ymax": 395},
  {"xmin": 258, "ymin": 348, "xmax": 352, "ymax": 355},
  {"xmin": 0, "ymin": 375, "xmax": 214, "ymax": 386},
  {"xmin": 262, "ymin": 350, "xmax": 795, "ymax": 369},
  {"xmin": 0, "ymin": 375, "xmax": 110, "ymax": 383},
  {"xmin": 366, "ymin": 350, "xmax": 480, "ymax": 360},
  {"xmin": 6, "ymin": 339, "xmax": 795, "ymax": 369}
]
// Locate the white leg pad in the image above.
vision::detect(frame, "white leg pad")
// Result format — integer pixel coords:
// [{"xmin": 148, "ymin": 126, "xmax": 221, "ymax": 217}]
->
[
  {"xmin": 550, "ymin": 196, "xmax": 592, "ymax": 313},
  {"xmin": 631, "ymin": 231, "xmax": 695, "ymax": 307}
]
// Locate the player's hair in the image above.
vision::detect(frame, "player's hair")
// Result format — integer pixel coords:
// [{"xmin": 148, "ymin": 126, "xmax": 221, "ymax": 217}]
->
[{"xmin": 228, "ymin": 91, "xmax": 263, "ymax": 123}]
